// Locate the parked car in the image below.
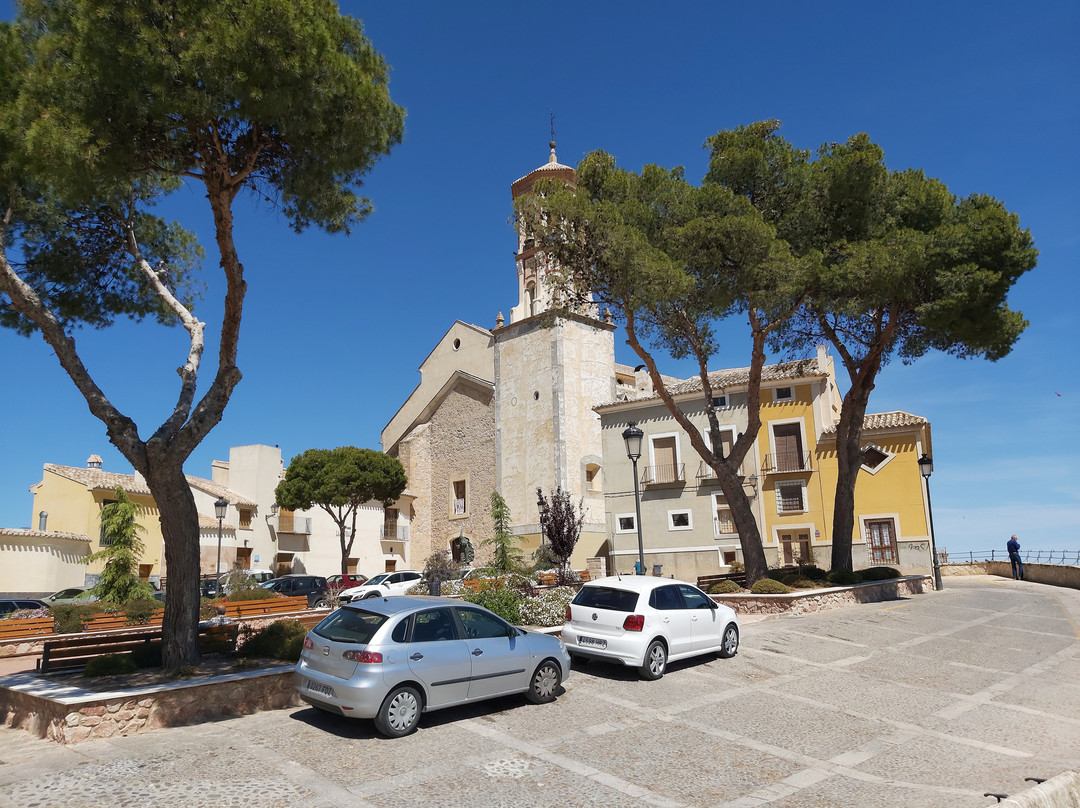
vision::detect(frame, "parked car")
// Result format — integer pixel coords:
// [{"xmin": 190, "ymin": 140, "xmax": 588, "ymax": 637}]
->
[
  {"xmin": 0, "ymin": 598, "xmax": 48, "ymax": 616},
  {"xmin": 43, "ymin": 587, "xmax": 99, "ymax": 606},
  {"xmin": 326, "ymin": 573, "xmax": 367, "ymax": 589},
  {"xmin": 260, "ymin": 575, "xmax": 331, "ymax": 608},
  {"xmin": 338, "ymin": 571, "xmax": 423, "ymax": 603},
  {"xmin": 561, "ymin": 575, "xmax": 740, "ymax": 680},
  {"xmin": 296, "ymin": 595, "xmax": 570, "ymax": 737}
]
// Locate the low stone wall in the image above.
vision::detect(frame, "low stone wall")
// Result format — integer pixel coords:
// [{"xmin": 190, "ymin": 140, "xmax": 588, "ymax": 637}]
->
[
  {"xmin": 0, "ymin": 667, "xmax": 300, "ymax": 744},
  {"xmin": 711, "ymin": 575, "xmax": 933, "ymax": 616},
  {"xmin": 1000, "ymin": 770, "xmax": 1080, "ymax": 808},
  {"xmin": 942, "ymin": 561, "xmax": 1080, "ymax": 590}
]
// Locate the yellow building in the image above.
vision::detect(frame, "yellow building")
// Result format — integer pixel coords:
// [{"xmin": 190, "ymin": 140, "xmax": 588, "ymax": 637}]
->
[
  {"xmin": 597, "ymin": 349, "xmax": 934, "ymax": 577},
  {"xmin": 26, "ymin": 454, "xmax": 244, "ymax": 584}
]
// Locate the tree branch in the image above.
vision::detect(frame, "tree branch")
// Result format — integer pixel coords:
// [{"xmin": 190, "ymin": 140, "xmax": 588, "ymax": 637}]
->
[{"xmin": 123, "ymin": 217, "xmax": 206, "ymax": 443}]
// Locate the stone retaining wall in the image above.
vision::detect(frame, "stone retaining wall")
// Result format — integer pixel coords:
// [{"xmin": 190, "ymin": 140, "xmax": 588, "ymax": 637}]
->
[
  {"xmin": 711, "ymin": 575, "xmax": 932, "ymax": 615},
  {"xmin": 0, "ymin": 668, "xmax": 299, "ymax": 744},
  {"xmin": 942, "ymin": 562, "xmax": 1080, "ymax": 590}
]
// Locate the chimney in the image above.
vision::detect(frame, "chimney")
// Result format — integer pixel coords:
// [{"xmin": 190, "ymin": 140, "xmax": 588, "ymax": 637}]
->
[
  {"xmin": 86, "ymin": 454, "xmax": 103, "ymax": 470},
  {"xmin": 817, "ymin": 344, "xmax": 829, "ymax": 374},
  {"xmin": 132, "ymin": 470, "xmax": 146, "ymax": 489},
  {"xmin": 634, "ymin": 365, "xmax": 653, "ymax": 395}
]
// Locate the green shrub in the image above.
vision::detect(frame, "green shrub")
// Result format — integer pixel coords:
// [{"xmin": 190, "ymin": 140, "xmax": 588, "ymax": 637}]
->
[
  {"xmin": 518, "ymin": 586, "xmax": 574, "ymax": 627},
  {"xmin": 226, "ymin": 587, "xmax": 277, "ymax": 602},
  {"xmin": 709, "ymin": 580, "xmax": 744, "ymax": 594},
  {"xmin": 50, "ymin": 603, "xmax": 105, "ymax": 634},
  {"xmin": 237, "ymin": 619, "xmax": 308, "ymax": 661},
  {"xmin": 799, "ymin": 565, "xmax": 828, "ymax": 581},
  {"xmin": 766, "ymin": 568, "xmax": 790, "ymax": 582},
  {"xmin": 464, "ymin": 586, "xmax": 522, "ymax": 624},
  {"xmin": 858, "ymin": 566, "xmax": 901, "ymax": 582},
  {"xmin": 84, "ymin": 653, "xmax": 138, "ymax": 677},
  {"xmin": 728, "ymin": 560, "xmax": 744, "ymax": 573},
  {"xmin": 826, "ymin": 569, "xmax": 861, "ymax": 586},
  {"xmin": 782, "ymin": 576, "xmax": 816, "ymax": 589},
  {"xmin": 123, "ymin": 598, "xmax": 162, "ymax": 625},
  {"xmin": 750, "ymin": 578, "xmax": 792, "ymax": 595},
  {"xmin": 131, "ymin": 641, "xmax": 163, "ymax": 668}
]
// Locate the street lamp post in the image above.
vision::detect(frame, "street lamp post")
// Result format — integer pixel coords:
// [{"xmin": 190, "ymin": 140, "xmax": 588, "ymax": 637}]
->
[
  {"xmin": 917, "ymin": 454, "xmax": 943, "ymax": 591},
  {"xmin": 536, "ymin": 491, "xmax": 547, "ymax": 550},
  {"xmin": 623, "ymin": 422, "xmax": 646, "ymax": 575},
  {"xmin": 214, "ymin": 496, "xmax": 228, "ymax": 595}
]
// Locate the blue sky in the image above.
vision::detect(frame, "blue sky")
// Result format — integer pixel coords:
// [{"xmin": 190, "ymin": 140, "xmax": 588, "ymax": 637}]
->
[{"xmin": 1, "ymin": 0, "xmax": 1077, "ymax": 556}]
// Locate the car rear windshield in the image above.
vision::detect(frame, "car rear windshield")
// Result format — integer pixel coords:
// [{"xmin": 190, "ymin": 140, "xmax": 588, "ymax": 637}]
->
[
  {"xmin": 313, "ymin": 608, "xmax": 387, "ymax": 644},
  {"xmin": 572, "ymin": 586, "xmax": 640, "ymax": 612}
]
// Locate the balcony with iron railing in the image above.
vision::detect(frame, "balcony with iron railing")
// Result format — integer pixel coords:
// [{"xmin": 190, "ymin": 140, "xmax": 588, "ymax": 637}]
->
[
  {"xmin": 641, "ymin": 463, "xmax": 685, "ymax": 486},
  {"xmin": 276, "ymin": 514, "xmax": 311, "ymax": 534},
  {"xmin": 762, "ymin": 451, "xmax": 812, "ymax": 474},
  {"xmin": 382, "ymin": 524, "xmax": 410, "ymax": 541},
  {"xmin": 713, "ymin": 516, "xmax": 738, "ymax": 538},
  {"xmin": 697, "ymin": 461, "xmax": 752, "ymax": 482}
]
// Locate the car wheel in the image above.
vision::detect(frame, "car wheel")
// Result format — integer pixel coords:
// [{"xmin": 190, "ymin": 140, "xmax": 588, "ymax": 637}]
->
[
  {"xmin": 313, "ymin": 597, "xmax": 330, "ymax": 609},
  {"xmin": 374, "ymin": 685, "xmax": 422, "ymax": 738},
  {"xmin": 639, "ymin": 639, "xmax": 667, "ymax": 680},
  {"xmin": 568, "ymin": 652, "xmax": 589, "ymax": 666},
  {"xmin": 525, "ymin": 660, "xmax": 561, "ymax": 704},
  {"xmin": 718, "ymin": 623, "xmax": 739, "ymax": 658},
  {"xmin": 363, "ymin": 591, "xmax": 380, "ymax": 600}
]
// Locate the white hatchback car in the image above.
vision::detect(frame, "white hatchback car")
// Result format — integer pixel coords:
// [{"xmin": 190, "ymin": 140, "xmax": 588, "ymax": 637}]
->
[
  {"xmin": 562, "ymin": 575, "xmax": 740, "ymax": 679},
  {"xmin": 338, "ymin": 570, "xmax": 423, "ymax": 603}
]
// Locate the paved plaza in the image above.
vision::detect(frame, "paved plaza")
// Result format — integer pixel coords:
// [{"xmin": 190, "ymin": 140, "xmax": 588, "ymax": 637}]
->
[{"xmin": 0, "ymin": 575, "xmax": 1077, "ymax": 807}]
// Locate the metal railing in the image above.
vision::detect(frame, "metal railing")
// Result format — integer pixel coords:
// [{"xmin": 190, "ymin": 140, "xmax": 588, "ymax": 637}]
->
[
  {"xmin": 940, "ymin": 548, "xmax": 1080, "ymax": 565},
  {"xmin": 697, "ymin": 462, "xmax": 750, "ymax": 481},
  {"xmin": 762, "ymin": 451, "xmax": 812, "ymax": 474},
  {"xmin": 382, "ymin": 524, "xmax": 410, "ymax": 541},
  {"xmin": 713, "ymin": 517, "xmax": 737, "ymax": 537},
  {"xmin": 641, "ymin": 463, "xmax": 685, "ymax": 485}
]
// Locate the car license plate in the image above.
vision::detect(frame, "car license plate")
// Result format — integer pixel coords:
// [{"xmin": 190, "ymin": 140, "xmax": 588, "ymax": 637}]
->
[
  {"xmin": 578, "ymin": 636, "xmax": 607, "ymax": 649},
  {"xmin": 306, "ymin": 680, "xmax": 335, "ymax": 698}
]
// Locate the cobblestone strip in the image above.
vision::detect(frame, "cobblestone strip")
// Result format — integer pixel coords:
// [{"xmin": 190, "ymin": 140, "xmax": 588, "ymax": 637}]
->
[
  {"xmin": 460, "ymin": 716, "xmax": 688, "ymax": 808},
  {"xmin": 933, "ymin": 640, "xmax": 1080, "ymax": 721}
]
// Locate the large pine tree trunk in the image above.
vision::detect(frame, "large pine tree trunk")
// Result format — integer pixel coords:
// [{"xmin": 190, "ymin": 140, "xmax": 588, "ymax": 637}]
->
[
  {"xmin": 830, "ymin": 381, "xmax": 873, "ymax": 573},
  {"xmin": 724, "ymin": 477, "xmax": 768, "ymax": 583},
  {"xmin": 144, "ymin": 452, "xmax": 202, "ymax": 670}
]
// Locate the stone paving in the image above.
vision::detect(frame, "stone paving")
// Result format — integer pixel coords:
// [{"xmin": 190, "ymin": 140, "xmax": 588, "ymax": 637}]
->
[{"xmin": 0, "ymin": 575, "xmax": 1077, "ymax": 807}]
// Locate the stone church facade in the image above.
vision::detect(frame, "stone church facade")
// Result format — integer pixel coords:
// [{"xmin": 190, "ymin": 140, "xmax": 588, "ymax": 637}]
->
[{"xmin": 382, "ymin": 145, "xmax": 622, "ymax": 571}]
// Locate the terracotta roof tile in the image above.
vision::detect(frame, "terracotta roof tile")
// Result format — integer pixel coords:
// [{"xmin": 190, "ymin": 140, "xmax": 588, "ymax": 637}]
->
[
  {"xmin": 598, "ymin": 357, "xmax": 822, "ymax": 407},
  {"xmin": 0, "ymin": 528, "xmax": 92, "ymax": 543},
  {"xmin": 821, "ymin": 411, "xmax": 928, "ymax": 435},
  {"xmin": 43, "ymin": 464, "xmax": 257, "ymax": 507}
]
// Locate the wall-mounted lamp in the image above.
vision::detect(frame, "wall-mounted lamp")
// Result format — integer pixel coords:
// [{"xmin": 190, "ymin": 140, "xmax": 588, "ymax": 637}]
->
[{"xmin": 746, "ymin": 474, "xmax": 758, "ymax": 494}]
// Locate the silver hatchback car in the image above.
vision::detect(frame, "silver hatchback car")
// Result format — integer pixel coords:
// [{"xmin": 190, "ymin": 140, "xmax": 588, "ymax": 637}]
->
[{"xmin": 295, "ymin": 595, "xmax": 571, "ymax": 737}]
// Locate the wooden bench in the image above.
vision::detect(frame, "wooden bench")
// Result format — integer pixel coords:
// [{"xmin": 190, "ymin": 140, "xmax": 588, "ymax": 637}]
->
[
  {"xmin": 38, "ymin": 623, "xmax": 240, "ymax": 674},
  {"xmin": 538, "ymin": 573, "xmax": 557, "ymax": 587},
  {"xmin": 0, "ymin": 616, "xmax": 56, "ymax": 641},
  {"xmin": 223, "ymin": 596, "xmax": 308, "ymax": 618},
  {"xmin": 697, "ymin": 572, "xmax": 747, "ymax": 590},
  {"xmin": 575, "ymin": 570, "xmax": 591, "ymax": 582},
  {"xmin": 82, "ymin": 610, "xmax": 164, "ymax": 632}
]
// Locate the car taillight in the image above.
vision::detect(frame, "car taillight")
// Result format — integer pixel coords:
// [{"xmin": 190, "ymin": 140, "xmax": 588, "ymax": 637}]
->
[
  {"xmin": 565, "ymin": 605, "xmax": 572, "ymax": 621},
  {"xmin": 303, "ymin": 636, "xmax": 314, "ymax": 650},
  {"xmin": 622, "ymin": 614, "xmax": 645, "ymax": 632},
  {"xmin": 343, "ymin": 649, "xmax": 382, "ymax": 663}
]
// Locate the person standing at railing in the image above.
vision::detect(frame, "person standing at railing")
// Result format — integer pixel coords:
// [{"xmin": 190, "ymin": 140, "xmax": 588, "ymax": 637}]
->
[{"xmin": 1007, "ymin": 535, "xmax": 1024, "ymax": 580}]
